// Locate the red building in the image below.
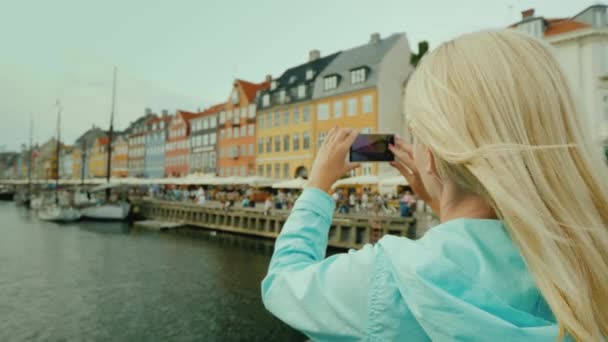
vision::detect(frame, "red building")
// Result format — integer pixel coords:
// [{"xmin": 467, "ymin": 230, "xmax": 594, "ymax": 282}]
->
[
  {"xmin": 217, "ymin": 79, "xmax": 269, "ymax": 177},
  {"xmin": 165, "ymin": 110, "xmax": 197, "ymax": 177}
]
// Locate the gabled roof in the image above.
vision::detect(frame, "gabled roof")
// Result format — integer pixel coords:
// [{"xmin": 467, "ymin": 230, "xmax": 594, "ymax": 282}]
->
[
  {"xmin": 176, "ymin": 110, "xmax": 198, "ymax": 122},
  {"xmin": 198, "ymin": 102, "xmax": 226, "ymax": 117},
  {"xmin": 237, "ymin": 80, "xmax": 270, "ymax": 102},
  {"xmin": 271, "ymin": 52, "xmax": 341, "ymax": 94},
  {"xmin": 97, "ymin": 137, "xmax": 109, "ymax": 146},
  {"xmin": 312, "ymin": 33, "xmax": 404, "ymax": 99}
]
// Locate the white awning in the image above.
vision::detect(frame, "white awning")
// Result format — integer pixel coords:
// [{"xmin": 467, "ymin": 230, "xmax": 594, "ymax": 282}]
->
[
  {"xmin": 332, "ymin": 175, "xmax": 379, "ymax": 188},
  {"xmin": 272, "ymin": 178, "xmax": 307, "ymax": 189}
]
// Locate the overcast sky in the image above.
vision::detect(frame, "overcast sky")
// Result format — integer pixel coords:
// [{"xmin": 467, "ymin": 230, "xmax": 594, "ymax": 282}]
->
[{"xmin": 0, "ymin": 0, "xmax": 594, "ymax": 151}]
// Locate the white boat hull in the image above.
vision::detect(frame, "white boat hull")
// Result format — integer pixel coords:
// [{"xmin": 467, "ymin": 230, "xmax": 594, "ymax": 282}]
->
[
  {"xmin": 81, "ymin": 202, "xmax": 131, "ymax": 221},
  {"xmin": 38, "ymin": 205, "xmax": 82, "ymax": 222}
]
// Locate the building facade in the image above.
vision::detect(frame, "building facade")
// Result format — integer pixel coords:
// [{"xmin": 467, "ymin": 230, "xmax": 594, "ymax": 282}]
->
[
  {"xmin": 190, "ymin": 103, "xmax": 222, "ymax": 175},
  {"xmin": 88, "ymin": 136, "xmax": 109, "ymax": 178},
  {"xmin": 256, "ymin": 51, "xmax": 340, "ymax": 179},
  {"xmin": 513, "ymin": 5, "xmax": 608, "ymax": 145},
  {"xmin": 73, "ymin": 126, "xmax": 107, "ymax": 180},
  {"xmin": 312, "ymin": 33, "xmax": 412, "ymax": 177},
  {"xmin": 111, "ymin": 134, "xmax": 129, "ymax": 178},
  {"xmin": 59, "ymin": 146, "xmax": 73, "ymax": 179},
  {"xmin": 144, "ymin": 114, "xmax": 170, "ymax": 178},
  {"xmin": 217, "ymin": 79, "xmax": 268, "ymax": 177},
  {"xmin": 165, "ymin": 110, "xmax": 196, "ymax": 177},
  {"xmin": 127, "ymin": 112, "xmax": 154, "ymax": 177},
  {"xmin": 36, "ymin": 138, "xmax": 59, "ymax": 180}
]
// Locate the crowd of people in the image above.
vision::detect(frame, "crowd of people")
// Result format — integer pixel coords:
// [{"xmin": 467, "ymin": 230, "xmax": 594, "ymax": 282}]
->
[{"xmin": 331, "ymin": 189, "xmax": 417, "ymax": 217}]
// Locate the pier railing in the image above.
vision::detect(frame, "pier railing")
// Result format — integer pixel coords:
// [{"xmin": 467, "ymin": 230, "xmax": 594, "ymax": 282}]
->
[{"xmin": 138, "ymin": 199, "xmax": 415, "ymax": 250}]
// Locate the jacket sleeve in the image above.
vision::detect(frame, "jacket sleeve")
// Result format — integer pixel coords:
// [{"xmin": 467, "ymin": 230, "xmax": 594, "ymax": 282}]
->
[{"xmin": 261, "ymin": 187, "xmax": 376, "ymax": 341}]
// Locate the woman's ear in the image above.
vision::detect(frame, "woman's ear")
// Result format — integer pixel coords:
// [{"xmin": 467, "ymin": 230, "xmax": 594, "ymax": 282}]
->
[{"xmin": 426, "ymin": 147, "xmax": 438, "ymax": 177}]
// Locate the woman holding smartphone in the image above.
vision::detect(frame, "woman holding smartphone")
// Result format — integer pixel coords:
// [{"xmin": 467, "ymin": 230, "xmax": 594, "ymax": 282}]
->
[{"xmin": 261, "ymin": 30, "xmax": 608, "ymax": 341}]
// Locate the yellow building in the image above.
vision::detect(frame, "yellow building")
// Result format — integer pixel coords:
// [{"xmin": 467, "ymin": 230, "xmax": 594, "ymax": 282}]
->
[
  {"xmin": 256, "ymin": 50, "xmax": 340, "ymax": 179},
  {"xmin": 72, "ymin": 147, "xmax": 83, "ymax": 180},
  {"xmin": 88, "ymin": 136, "xmax": 109, "ymax": 178},
  {"xmin": 311, "ymin": 33, "xmax": 412, "ymax": 177}
]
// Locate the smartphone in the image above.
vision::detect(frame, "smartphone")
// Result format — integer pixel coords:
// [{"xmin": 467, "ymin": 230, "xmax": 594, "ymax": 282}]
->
[{"xmin": 349, "ymin": 134, "xmax": 395, "ymax": 162}]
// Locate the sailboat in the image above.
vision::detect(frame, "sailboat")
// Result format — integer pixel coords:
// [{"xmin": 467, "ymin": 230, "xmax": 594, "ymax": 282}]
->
[
  {"xmin": 15, "ymin": 118, "xmax": 34, "ymax": 207},
  {"xmin": 38, "ymin": 101, "xmax": 82, "ymax": 222},
  {"xmin": 81, "ymin": 67, "xmax": 131, "ymax": 221}
]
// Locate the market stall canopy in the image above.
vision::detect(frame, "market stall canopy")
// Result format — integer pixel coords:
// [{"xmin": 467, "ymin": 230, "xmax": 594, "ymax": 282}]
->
[
  {"xmin": 378, "ymin": 175, "xmax": 408, "ymax": 186},
  {"xmin": 271, "ymin": 178, "xmax": 307, "ymax": 189},
  {"xmin": 332, "ymin": 175, "xmax": 379, "ymax": 188}
]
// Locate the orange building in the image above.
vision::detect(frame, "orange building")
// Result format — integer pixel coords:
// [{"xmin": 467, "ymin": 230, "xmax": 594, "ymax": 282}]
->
[
  {"xmin": 217, "ymin": 79, "xmax": 269, "ymax": 177},
  {"xmin": 111, "ymin": 134, "xmax": 128, "ymax": 178},
  {"xmin": 89, "ymin": 136, "xmax": 109, "ymax": 178},
  {"xmin": 165, "ymin": 110, "xmax": 197, "ymax": 177}
]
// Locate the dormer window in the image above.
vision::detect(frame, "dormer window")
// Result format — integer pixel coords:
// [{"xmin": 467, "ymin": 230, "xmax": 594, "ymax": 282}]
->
[
  {"xmin": 306, "ymin": 69, "xmax": 314, "ymax": 80},
  {"xmin": 324, "ymin": 75, "xmax": 338, "ymax": 91},
  {"xmin": 279, "ymin": 90, "xmax": 286, "ymax": 104},
  {"xmin": 262, "ymin": 94, "xmax": 270, "ymax": 107},
  {"xmin": 297, "ymin": 84, "xmax": 306, "ymax": 99},
  {"xmin": 231, "ymin": 89, "xmax": 240, "ymax": 104},
  {"xmin": 350, "ymin": 67, "xmax": 367, "ymax": 84},
  {"xmin": 271, "ymin": 81, "xmax": 277, "ymax": 91},
  {"xmin": 289, "ymin": 75, "xmax": 297, "ymax": 84}
]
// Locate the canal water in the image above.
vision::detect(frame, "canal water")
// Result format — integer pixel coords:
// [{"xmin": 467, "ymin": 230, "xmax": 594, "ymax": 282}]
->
[{"xmin": 0, "ymin": 202, "xmax": 304, "ymax": 341}]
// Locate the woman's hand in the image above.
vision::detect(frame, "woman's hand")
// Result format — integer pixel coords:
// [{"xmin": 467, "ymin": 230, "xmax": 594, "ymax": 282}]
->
[
  {"xmin": 307, "ymin": 127, "xmax": 361, "ymax": 194},
  {"xmin": 389, "ymin": 136, "xmax": 440, "ymax": 214}
]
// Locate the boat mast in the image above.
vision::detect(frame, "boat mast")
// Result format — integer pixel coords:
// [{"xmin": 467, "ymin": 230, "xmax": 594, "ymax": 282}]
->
[
  {"xmin": 27, "ymin": 116, "xmax": 33, "ymax": 198},
  {"xmin": 105, "ymin": 67, "xmax": 116, "ymax": 201},
  {"xmin": 55, "ymin": 100, "xmax": 62, "ymax": 204}
]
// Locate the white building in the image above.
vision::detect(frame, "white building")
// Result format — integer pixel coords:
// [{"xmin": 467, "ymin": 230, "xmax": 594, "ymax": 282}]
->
[
  {"xmin": 513, "ymin": 5, "xmax": 608, "ymax": 146},
  {"xmin": 59, "ymin": 147, "xmax": 73, "ymax": 179}
]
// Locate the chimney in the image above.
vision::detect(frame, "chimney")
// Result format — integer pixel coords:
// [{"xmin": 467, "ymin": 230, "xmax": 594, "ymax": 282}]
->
[
  {"xmin": 145, "ymin": 107, "xmax": 152, "ymax": 116},
  {"xmin": 162, "ymin": 109, "xmax": 168, "ymax": 117},
  {"xmin": 521, "ymin": 8, "xmax": 535, "ymax": 19},
  {"xmin": 265, "ymin": 74, "xmax": 272, "ymax": 83},
  {"xmin": 309, "ymin": 49, "xmax": 321, "ymax": 62},
  {"xmin": 370, "ymin": 32, "xmax": 381, "ymax": 44}
]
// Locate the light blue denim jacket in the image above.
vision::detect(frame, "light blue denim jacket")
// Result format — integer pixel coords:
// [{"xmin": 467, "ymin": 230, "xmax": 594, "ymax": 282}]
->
[{"xmin": 261, "ymin": 188, "xmax": 563, "ymax": 341}]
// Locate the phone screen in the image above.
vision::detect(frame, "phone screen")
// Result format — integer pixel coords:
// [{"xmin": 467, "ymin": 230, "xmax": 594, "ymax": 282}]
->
[{"xmin": 349, "ymin": 134, "xmax": 395, "ymax": 162}]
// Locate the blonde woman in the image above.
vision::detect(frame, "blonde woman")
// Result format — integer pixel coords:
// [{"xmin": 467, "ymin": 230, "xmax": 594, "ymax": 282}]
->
[{"xmin": 261, "ymin": 30, "xmax": 608, "ymax": 341}]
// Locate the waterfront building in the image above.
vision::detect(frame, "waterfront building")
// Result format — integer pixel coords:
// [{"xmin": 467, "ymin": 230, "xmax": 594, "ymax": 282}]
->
[
  {"xmin": 217, "ymin": 79, "xmax": 269, "ymax": 177},
  {"xmin": 111, "ymin": 133, "xmax": 129, "ymax": 178},
  {"xmin": 0, "ymin": 152, "xmax": 19, "ymax": 179},
  {"xmin": 88, "ymin": 136, "xmax": 109, "ymax": 178},
  {"xmin": 37, "ymin": 138, "xmax": 59, "ymax": 180},
  {"xmin": 256, "ymin": 51, "xmax": 340, "ymax": 179},
  {"xmin": 144, "ymin": 113, "xmax": 171, "ymax": 178},
  {"xmin": 312, "ymin": 33, "xmax": 413, "ymax": 177},
  {"xmin": 512, "ymin": 5, "xmax": 608, "ymax": 145},
  {"xmin": 165, "ymin": 110, "xmax": 197, "ymax": 177},
  {"xmin": 59, "ymin": 145, "xmax": 73, "ymax": 179},
  {"xmin": 73, "ymin": 126, "xmax": 107, "ymax": 180},
  {"xmin": 190, "ymin": 103, "xmax": 223, "ymax": 175},
  {"xmin": 127, "ymin": 110, "xmax": 155, "ymax": 177}
]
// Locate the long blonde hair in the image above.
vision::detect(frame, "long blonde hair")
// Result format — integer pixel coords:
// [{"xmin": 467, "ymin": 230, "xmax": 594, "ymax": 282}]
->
[{"xmin": 404, "ymin": 30, "xmax": 608, "ymax": 341}]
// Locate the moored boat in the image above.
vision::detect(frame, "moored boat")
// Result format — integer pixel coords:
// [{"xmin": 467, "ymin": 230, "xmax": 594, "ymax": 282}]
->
[
  {"xmin": 38, "ymin": 204, "xmax": 82, "ymax": 223},
  {"xmin": 81, "ymin": 201, "xmax": 130, "ymax": 221}
]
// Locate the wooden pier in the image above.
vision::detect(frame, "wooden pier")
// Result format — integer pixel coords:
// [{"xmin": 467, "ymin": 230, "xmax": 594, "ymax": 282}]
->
[{"xmin": 138, "ymin": 199, "xmax": 416, "ymax": 250}]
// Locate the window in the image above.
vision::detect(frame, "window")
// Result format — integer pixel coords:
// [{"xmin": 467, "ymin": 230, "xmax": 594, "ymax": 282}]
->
[
  {"xmin": 226, "ymin": 110, "xmax": 232, "ymax": 120},
  {"xmin": 210, "ymin": 133, "xmax": 217, "ymax": 144},
  {"xmin": 220, "ymin": 129, "xmax": 225, "ymax": 140},
  {"xmin": 283, "ymin": 163, "xmax": 289, "ymax": 179},
  {"xmin": 306, "ymin": 69, "xmax": 314, "ymax": 80},
  {"xmin": 283, "ymin": 134, "xmax": 290, "ymax": 151},
  {"xmin": 220, "ymin": 111, "xmax": 226, "ymax": 124},
  {"xmin": 293, "ymin": 133, "xmax": 300, "ymax": 151},
  {"xmin": 227, "ymin": 128, "xmax": 232, "ymax": 139},
  {"xmin": 317, "ymin": 103, "xmax": 329, "ymax": 121},
  {"xmin": 210, "ymin": 152, "xmax": 216, "ymax": 168},
  {"xmin": 265, "ymin": 164, "xmax": 272, "ymax": 177},
  {"xmin": 262, "ymin": 94, "xmax": 270, "ymax": 107},
  {"xmin": 274, "ymin": 136, "xmax": 281, "ymax": 152},
  {"xmin": 274, "ymin": 164, "xmax": 280, "ymax": 178},
  {"xmin": 258, "ymin": 138, "xmax": 264, "ymax": 154},
  {"xmin": 203, "ymin": 134, "xmax": 209, "ymax": 146},
  {"xmin": 233, "ymin": 167, "xmax": 238, "ymax": 176},
  {"xmin": 265, "ymin": 137, "xmax": 272, "ymax": 153},
  {"xmin": 350, "ymin": 68, "xmax": 367, "ymax": 84},
  {"xmin": 324, "ymin": 75, "xmax": 338, "ymax": 90},
  {"xmin": 248, "ymin": 124, "xmax": 254, "ymax": 136},
  {"xmin": 248, "ymin": 144, "xmax": 254, "ymax": 156},
  {"xmin": 297, "ymin": 84, "xmax": 306, "ymax": 99},
  {"xmin": 303, "ymin": 106, "xmax": 311, "ymax": 122},
  {"xmin": 303, "ymin": 132, "xmax": 311, "ymax": 150},
  {"xmin": 234, "ymin": 108, "xmax": 240, "ymax": 123},
  {"xmin": 241, "ymin": 125, "xmax": 246, "ymax": 137},
  {"xmin": 241, "ymin": 107, "xmax": 247, "ymax": 118},
  {"xmin": 248, "ymin": 104, "xmax": 256, "ymax": 118},
  {"xmin": 257, "ymin": 165, "xmax": 264, "ymax": 176},
  {"xmin": 362, "ymin": 95, "xmax": 373, "ymax": 114},
  {"xmin": 274, "ymin": 111, "xmax": 281, "ymax": 127},
  {"xmin": 283, "ymin": 110, "xmax": 289, "ymax": 126},
  {"xmin": 318, "ymin": 131, "xmax": 327, "ymax": 148},
  {"xmin": 202, "ymin": 118, "xmax": 209, "ymax": 130},
  {"xmin": 266, "ymin": 112, "xmax": 273, "ymax": 128},
  {"xmin": 279, "ymin": 90, "xmax": 286, "ymax": 104},
  {"xmin": 258, "ymin": 113, "xmax": 264, "ymax": 129},
  {"xmin": 333, "ymin": 101, "xmax": 343, "ymax": 118},
  {"xmin": 233, "ymin": 127, "xmax": 239, "ymax": 138},
  {"xmin": 347, "ymin": 98, "xmax": 358, "ymax": 116},
  {"xmin": 210, "ymin": 116, "xmax": 217, "ymax": 128},
  {"xmin": 271, "ymin": 81, "xmax": 277, "ymax": 90},
  {"xmin": 293, "ymin": 108, "xmax": 300, "ymax": 124},
  {"xmin": 241, "ymin": 145, "xmax": 247, "ymax": 157}
]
